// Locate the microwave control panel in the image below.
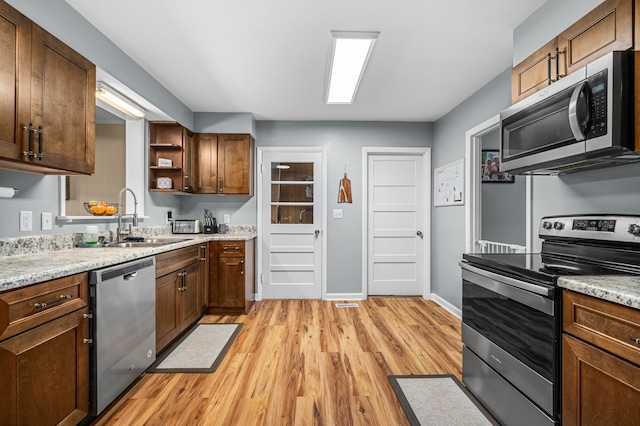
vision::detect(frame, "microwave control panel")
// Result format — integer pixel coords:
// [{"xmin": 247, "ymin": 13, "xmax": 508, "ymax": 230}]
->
[{"xmin": 586, "ymin": 69, "xmax": 608, "ymax": 138}]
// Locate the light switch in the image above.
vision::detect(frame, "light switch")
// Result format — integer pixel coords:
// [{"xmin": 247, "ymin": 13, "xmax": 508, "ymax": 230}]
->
[
  {"xmin": 333, "ymin": 209, "xmax": 343, "ymax": 219},
  {"xmin": 42, "ymin": 212, "xmax": 53, "ymax": 231}
]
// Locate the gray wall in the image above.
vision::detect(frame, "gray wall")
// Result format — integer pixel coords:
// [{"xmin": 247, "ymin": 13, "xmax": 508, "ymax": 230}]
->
[
  {"xmin": 481, "ymin": 130, "xmax": 526, "ymax": 246},
  {"xmin": 431, "ymin": 0, "xmax": 640, "ymax": 311},
  {"xmin": 514, "ymin": 0, "xmax": 640, "ymax": 252},
  {"xmin": 431, "ymin": 68, "xmax": 512, "ymax": 309},
  {"xmin": 180, "ymin": 121, "xmax": 433, "ymax": 294}
]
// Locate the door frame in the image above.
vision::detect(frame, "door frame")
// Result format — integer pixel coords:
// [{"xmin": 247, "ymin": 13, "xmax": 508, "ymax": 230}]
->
[
  {"xmin": 464, "ymin": 114, "xmax": 534, "ymax": 253},
  {"xmin": 256, "ymin": 146, "xmax": 328, "ymax": 301},
  {"xmin": 361, "ymin": 147, "xmax": 432, "ymax": 299}
]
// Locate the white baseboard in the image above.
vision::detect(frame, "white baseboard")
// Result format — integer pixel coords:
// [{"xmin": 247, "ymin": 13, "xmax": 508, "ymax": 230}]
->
[
  {"xmin": 324, "ymin": 293, "xmax": 366, "ymax": 301},
  {"xmin": 430, "ymin": 293, "xmax": 461, "ymax": 320}
]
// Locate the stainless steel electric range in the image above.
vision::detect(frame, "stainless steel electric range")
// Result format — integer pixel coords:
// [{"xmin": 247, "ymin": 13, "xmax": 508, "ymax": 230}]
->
[{"xmin": 460, "ymin": 214, "xmax": 640, "ymax": 426}]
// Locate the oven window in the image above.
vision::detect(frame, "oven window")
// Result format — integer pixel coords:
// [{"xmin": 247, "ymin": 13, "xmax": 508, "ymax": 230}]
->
[{"xmin": 462, "ymin": 281, "xmax": 557, "ymax": 381}]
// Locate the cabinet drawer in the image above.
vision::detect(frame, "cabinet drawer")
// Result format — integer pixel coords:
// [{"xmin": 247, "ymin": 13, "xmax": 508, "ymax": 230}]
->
[
  {"xmin": 0, "ymin": 273, "xmax": 88, "ymax": 341},
  {"xmin": 563, "ymin": 290, "xmax": 640, "ymax": 365},
  {"xmin": 218, "ymin": 241, "xmax": 245, "ymax": 257},
  {"xmin": 155, "ymin": 245, "xmax": 200, "ymax": 277}
]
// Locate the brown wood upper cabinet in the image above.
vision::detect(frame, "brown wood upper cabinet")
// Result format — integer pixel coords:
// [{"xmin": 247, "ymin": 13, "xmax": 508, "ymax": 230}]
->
[
  {"xmin": 0, "ymin": 0, "xmax": 95, "ymax": 175},
  {"xmin": 193, "ymin": 133, "xmax": 254, "ymax": 195},
  {"xmin": 512, "ymin": 0, "xmax": 634, "ymax": 103},
  {"xmin": 148, "ymin": 121, "xmax": 193, "ymax": 193}
]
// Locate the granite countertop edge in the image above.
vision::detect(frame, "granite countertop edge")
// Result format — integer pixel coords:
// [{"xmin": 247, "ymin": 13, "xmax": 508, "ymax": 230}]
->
[
  {"xmin": 557, "ymin": 275, "xmax": 640, "ymax": 310},
  {"xmin": 0, "ymin": 232, "xmax": 256, "ymax": 292}
]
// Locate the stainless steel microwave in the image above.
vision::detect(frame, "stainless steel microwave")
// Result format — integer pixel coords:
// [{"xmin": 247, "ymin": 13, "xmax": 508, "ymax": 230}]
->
[{"xmin": 500, "ymin": 51, "xmax": 639, "ymax": 175}]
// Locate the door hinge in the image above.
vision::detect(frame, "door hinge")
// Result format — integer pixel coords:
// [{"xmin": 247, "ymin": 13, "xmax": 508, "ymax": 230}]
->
[{"xmin": 260, "ymin": 273, "xmax": 264, "ymax": 284}]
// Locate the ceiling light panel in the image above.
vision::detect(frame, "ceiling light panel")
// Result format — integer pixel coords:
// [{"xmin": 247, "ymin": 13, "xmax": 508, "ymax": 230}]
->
[{"xmin": 326, "ymin": 31, "xmax": 379, "ymax": 104}]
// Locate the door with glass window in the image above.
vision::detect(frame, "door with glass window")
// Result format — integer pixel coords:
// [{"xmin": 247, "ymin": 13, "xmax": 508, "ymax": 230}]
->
[{"xmin": 261, "ymin": 151, "xmax": 322, "ymax": 299}]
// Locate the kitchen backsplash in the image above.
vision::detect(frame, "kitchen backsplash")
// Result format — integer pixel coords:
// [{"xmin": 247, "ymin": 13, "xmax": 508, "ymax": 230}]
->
[{"xmin": 0, "ymin": 224, "xmax": 256, "ymax": 257}]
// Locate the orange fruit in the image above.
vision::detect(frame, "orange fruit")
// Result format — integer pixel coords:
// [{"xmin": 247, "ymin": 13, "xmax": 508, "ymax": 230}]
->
[
  {"xmin": 105, "ymin": 205, "xmax": 117, "ymax": 215},
  {"xmin": 91, "ymin": 205, "xmax": 106, "ymax": 215}
]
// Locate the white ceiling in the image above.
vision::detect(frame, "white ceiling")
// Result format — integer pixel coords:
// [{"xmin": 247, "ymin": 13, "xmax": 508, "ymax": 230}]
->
[{"xmin": 66, "ymin": 0, "xmax": 545, "ymax": 122}]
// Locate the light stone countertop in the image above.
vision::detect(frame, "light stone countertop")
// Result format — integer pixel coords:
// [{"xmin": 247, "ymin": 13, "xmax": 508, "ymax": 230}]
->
[
  {"xmin": 0, "ymin": 232, "xmax": 256, "ymax": 293},
  {"xmin": 557, "ymin": 275, "xmax": 640, "ymax": 310}
]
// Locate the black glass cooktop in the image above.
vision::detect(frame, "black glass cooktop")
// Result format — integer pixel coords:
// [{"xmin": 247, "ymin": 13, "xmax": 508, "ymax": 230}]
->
[{"xmin": 463, "ymin": 240, "xmax": 640, "ymax": 287}]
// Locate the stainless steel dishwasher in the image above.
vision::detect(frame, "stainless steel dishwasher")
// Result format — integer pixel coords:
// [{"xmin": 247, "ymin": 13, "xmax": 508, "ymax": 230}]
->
[{"xmin": 89, "ymin": 257, "xmax": 156, "ymax": 415}]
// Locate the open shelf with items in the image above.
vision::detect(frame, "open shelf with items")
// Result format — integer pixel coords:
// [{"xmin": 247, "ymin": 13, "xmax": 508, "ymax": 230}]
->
[{"xmin": 148, "ymin": 122, "xmax": 193, "ymax": 193}]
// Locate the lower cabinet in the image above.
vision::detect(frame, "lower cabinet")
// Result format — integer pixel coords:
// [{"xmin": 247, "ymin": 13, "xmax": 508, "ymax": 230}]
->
[
  {"xmin": 0, "ymin": 273, "xmax": 90, "ymax": 425},
  {"xmin": 208, "ymin": 239, "xmax": 255, "ymax": 315},
  {"xmin": 562, "ymin": 290, "xmax": 640, "ymax": 425},
  {"xmin": 155, "ymin": 245, "xmax": 206, "ymax": 353}
]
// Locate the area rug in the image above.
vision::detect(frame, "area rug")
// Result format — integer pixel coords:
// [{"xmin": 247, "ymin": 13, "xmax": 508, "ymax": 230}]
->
[
  {"xmin": 388, "ymin": 374, "xmax": 498, "ymax": 426},
  {"xmin": 147, "ymin": 323, "xmax": 243, "ymax": 373}
]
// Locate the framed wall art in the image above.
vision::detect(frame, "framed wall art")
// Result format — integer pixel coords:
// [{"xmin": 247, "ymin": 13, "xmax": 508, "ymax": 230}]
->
[{"xmin": 481, "ymin": 150, "xmax": 514, "ymax": 183}]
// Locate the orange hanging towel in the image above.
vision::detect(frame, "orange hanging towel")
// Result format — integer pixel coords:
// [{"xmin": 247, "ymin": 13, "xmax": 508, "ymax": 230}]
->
[{"xmin": 338, "ymin": 173, "xmax": 352, "ymax": 203}]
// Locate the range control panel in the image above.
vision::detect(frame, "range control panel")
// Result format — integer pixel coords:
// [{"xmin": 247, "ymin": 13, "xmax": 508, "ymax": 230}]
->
[{"xmin": 540, "ymin": 215, "xmax": 640, "ymax": 242}]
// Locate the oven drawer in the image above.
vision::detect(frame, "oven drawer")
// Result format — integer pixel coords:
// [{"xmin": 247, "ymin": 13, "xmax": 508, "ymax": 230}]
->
[
  {"xmin": 563, "ymin": 290, "xmax": 640, "ymax": 366},
  {"xmin": 463, "ymin": 346, "xmax": 557, "ymax": 426}
]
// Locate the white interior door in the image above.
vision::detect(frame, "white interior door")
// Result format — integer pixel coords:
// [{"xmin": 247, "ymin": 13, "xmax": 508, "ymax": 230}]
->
[
  {"xmin": 261, "ymin": 151, "xmax": 323, "ymax": 299},
  {"xmin": 368, "ymin": 154, "xmax": 425, "ymax": 295}
]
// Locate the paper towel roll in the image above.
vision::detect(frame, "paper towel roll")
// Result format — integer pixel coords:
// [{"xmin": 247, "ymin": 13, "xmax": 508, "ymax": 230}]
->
[{"xmin": 0, "ymin": 187, "xmax": 17, "ymax": 198}]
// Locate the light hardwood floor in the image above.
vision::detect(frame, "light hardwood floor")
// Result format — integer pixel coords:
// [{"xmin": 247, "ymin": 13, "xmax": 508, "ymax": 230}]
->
[{"xmin": 96, "ymin": 297, "xmax": 462, "ymax": 425}]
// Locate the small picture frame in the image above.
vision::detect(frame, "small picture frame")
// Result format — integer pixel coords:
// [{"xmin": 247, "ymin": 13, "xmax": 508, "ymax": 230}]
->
[
  {"xmin": 158, "ymin": 158, "xmax": 173, "ymax": 167},
  {"xmin": 481, "ymin": 150, "xmax": 514, "ymax": 183}
]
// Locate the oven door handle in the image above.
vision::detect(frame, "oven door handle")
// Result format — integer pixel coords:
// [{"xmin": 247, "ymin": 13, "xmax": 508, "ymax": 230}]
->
[
  {"xmin": 460, "ymin": 261, "xmax": 551, "ymax": 297},
  {"xmin": 460, "ymin": 261, "xmax": 555, "ymax": 315}
]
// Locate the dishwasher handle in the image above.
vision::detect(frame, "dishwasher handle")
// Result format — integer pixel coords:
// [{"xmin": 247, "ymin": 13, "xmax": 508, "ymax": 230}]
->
[
  {"xmin": 93, "ymin": 257, "xmax": 154, "ymax": 283},
  {"xmin": 124, "ymin": 271, "xmax": 138, "ymax": 280}
]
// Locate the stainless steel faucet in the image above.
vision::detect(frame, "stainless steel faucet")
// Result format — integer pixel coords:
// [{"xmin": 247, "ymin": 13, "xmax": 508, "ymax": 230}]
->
[
  {"xmin": 117, "ymin": 187, "xmax": 138, "ymax": 242},
  {"xmin": 299, "ymin": 209, "xmax": 310, "ymax": 223}
]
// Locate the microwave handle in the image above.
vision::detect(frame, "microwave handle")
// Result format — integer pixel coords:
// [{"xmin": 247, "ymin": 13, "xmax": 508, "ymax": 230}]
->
[{"xmin": 568, "ymin": 81, "xmax": 590, "ymax": 142}]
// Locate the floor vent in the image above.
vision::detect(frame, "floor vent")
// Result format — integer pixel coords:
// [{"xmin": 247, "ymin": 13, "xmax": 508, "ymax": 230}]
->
[{"xmin": 335, "ymin": 303, "xmax": 359, "ymax": 308}]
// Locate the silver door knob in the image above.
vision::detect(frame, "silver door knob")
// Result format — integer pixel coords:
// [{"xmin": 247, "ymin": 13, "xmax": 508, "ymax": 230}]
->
[
  {"xmin": 416, "ymin": 231, "xmax": 423, "ymax": 239},
  {"xmin": 315, "ymin": 229, "xmax": 320, "ymax": 237}
]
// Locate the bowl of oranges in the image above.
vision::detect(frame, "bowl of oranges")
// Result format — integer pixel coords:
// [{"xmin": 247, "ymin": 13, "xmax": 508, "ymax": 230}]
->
[{"xmin": 84, "ymin": 201, "xmax": 119, "ymax": 216}]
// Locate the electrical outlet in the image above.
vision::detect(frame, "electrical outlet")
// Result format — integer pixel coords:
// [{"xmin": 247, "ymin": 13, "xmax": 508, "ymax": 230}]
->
[
  {"xmin": 333, "ymin": 209, "xmax": 343, "ymax": 219},
  {"xmin": 41, "ymin": 212, "xmax": 53, "ymax": 231},
  {"xmin": 223, "ymin": 214, "xmax": 230, "ymax": 223},
  {"xmin": 19, "ymin": 211, "xmax": 33, "ymax": 231}
]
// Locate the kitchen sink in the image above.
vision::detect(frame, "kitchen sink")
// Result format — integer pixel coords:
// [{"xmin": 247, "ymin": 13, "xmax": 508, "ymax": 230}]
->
[{"xmin": 108, "ymin": 238, "xmax": 191, "ymax": 248}]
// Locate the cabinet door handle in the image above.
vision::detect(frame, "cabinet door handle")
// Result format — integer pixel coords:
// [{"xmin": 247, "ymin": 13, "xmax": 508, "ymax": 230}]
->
[
  {"xmin": 37, "ymin": 126, "xmax": 43, "ymax": 160},
  {"xmin": 23, "ymin": 123, "xmax": 34, "ymax": 158},
  {"xmin": 219, "ymin": 177, "xmax": 224, "ymax": 193},
  {"xmin": 34, "ymin": 294, "xmax": 72, "ymax": 311},
  {"xmin": 223, "ymin": 246, "xmax": 240, "ymax": 251},
  {"xmin": 177, "ymin": 271, "xmax": 186, "ymax": 291},
  {"xmin": 83, "ymin": 338, "xmax": 93, "ymax": 344},
  {"xmin": 631, "ymin": 336, "xmax": 640, "ymax": 345},
  {"xmin": 240, "ymin": 259, "xmax": 244, "ymax": 275}
]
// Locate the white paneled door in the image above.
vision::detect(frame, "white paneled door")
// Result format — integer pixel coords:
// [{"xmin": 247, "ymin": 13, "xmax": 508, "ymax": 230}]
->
[
  {"xmin": 368, "ymin": 154, "xmax": 426, "ymax": 295},
  {"xmin": 261, "ymin": 151, "xmax": 323, "ymax": 299}
]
